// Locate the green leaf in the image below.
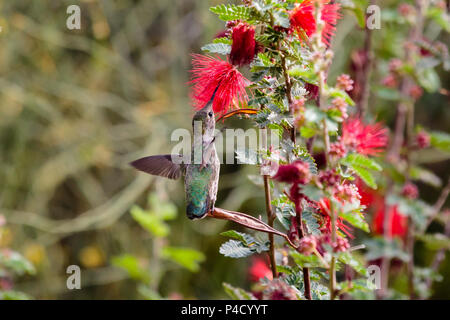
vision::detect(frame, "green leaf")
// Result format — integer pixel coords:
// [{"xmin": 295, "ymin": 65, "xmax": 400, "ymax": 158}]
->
[
  {"xmin": 338, "ymin": 251, "xmax": 367, "ymax": 276},
  {"xmin": 409, "ymin": 166, "xmax": 442, "ymax": 188},
  {"xmin": 223, "ymin": 283, "xmax": 257, "ymax": 300},
  {"xmin": 219, "ymin": 240, "xmax": 255, "ymax": 258},
  {"xmin": 351, "ymin": 165, "xmax": 377, "ymax": 189},
  {"xmin": 272, "ymin": 195, "xmax": 295, "ymax": 230},
  {"xmin": 257, "ymin": 52, "xmax": 274, "ymax": 67},
  {"xmin": 220, "ymin": 230, "xmax": 256, "ymax": 246},
  {"xmin": 327, "ymin": 87, "xmax": 355, "ymax": 106},
  {"xmin": 417, "ymin": 68, "xmax": 440, "ymax": 93},
  {"xmin": 416, "ymin": 234, "xmax": 450, "ymax": 250},
  {"xmin": 201, "ymin": 43, "xmax": 231, "ymax": 55},
  {"xmin": 213, "ymin": 37, "xmax": 232, "ymax": 45},
  {"xmin": 426, "ymin": 7, "xmax": 450, "ymax": 32},
  {"xmin": 303, "ymin": 208, "xmax": 321, "ymax": 235},
  {"xmin": 161, "ymin": 247, "xmax": 205, "ymax": 272},
  {"xmin": 219, "ymin": 231, "xmax": 269, "ymax": 258},
  {"xmin": 430, "ymin": 131, "xmax": 450, "ymax": 153},
  {"xmin": 301, "ymin": 185, "xmax": 324, "ymax": 201},
  {"xmin": 290, "ymin": 251, "xmax": 325, "ymax": 268},
  {"xmin": 0, "ymin": 290, "xmax": 32, "ymax": 300},
  {"xmin": 341, "ymin": 153, "xmax": 382, "ymax": 171},
  {"xmin": 300, "ymin": 125, "xmax": 317, "ymax": 139},
  {"xmin": 137, "ymin": 284, "xmax": 163, "ymax": 300},
  {"xmin": 130, "ymin": 205, "xmax": 169, "ymax": 237},
  {"xmin": 295, "ymin": 147, "xmax": 318, "ymax": 175},
  {"xmin": 364, "ymin": 238, "xmax": 410, "ymax": 262},
  {"xmin": 147, "ymin": 194, "xmax": 177, "ymax": 220},
  {"xmin": 210, "ymin": 4, "xmax": 251, "ymax": 21},
  {"xmin": 111, "ymin": 254, "xmax": 150, "ymax": 283},
  {"xmin": 339, "ymin": 210, "xmax": 370, "ymax": 233},
  {"xmin": 289, "ymin": 67, "xmax": 318, "ymax": 85}
]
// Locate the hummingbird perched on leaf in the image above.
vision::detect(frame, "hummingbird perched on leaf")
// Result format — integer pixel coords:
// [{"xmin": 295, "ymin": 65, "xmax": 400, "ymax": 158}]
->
[{"xmin": 130, "ymin": 92, "xmax": 220, "ymax": 220}]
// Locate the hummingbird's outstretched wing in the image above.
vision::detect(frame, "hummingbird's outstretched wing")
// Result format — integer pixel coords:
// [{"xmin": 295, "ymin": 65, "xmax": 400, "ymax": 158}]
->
[{"xmin": 130, "ymin": 154, "xmax": 184, "ymax": 180}]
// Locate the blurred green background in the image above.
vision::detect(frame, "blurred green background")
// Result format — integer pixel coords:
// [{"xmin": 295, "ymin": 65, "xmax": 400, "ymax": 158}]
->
[{"xmin": 0, "ymin": 0, "xmax": 448, "ymax": 299}]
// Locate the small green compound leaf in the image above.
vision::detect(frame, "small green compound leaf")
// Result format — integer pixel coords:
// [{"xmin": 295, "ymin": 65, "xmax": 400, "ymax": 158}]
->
[
  {"xmin": 111, "ymin": 254, "xmax": 150, "ymax": 283},
  {"xmin": 340, "ymin": 210, "xmax": 369, "ymax": 233},
  {"xmin": 351, "ymin": 165, "xmax": 377, "ymax": 189},
  {"xmin": 430, "ymin": 131, "xmax": 450, "ymax": 153},
  {"xmin": 219, "ymin": 240, "xmax": 255, "ymax": 258},
  {"xmin": 161, "ymin": 247, "xmax": 205, "ymax": 272},
  {"xmin": 210, "ymin": 4, "xmax": 251, "ymax": 21},
  {"xmin": 341, "ymin": 153, "xmax": 382, "ymax": 171},
  {"xmin": 130, "ymin": 205, "xmax": 169, "ymax": 237},
  {"xmin": 201, "ymin": 43, "xmax": 231, "ymax": 55}
]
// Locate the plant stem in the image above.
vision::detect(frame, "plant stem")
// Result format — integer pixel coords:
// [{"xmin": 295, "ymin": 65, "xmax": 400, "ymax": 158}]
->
[
  {"xmin": 280, "ymin": 42, "xmax": 311, "ymax": 299},
  {"xmin": 263, "ymin": 174, "xmax": 278, "ymax": 278},
  {"xmin": 357, "ymin": 0, "xmax": 376, "ymax": 117}
]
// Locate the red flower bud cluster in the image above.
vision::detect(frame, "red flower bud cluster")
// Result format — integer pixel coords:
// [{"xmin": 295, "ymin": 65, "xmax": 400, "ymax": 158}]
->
[
  {"xmin": 402, "ymin": 182, "xmax": 419, "ymax": 200},
  {"xmin": 416, "ymin": 131, "xmax": 431, "ymax": 149}
]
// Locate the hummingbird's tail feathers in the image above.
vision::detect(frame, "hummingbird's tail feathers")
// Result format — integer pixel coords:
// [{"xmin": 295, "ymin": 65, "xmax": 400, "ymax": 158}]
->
[{"xmin": 130, "ymin": 154, "xmax": 183, "ymax": 180}]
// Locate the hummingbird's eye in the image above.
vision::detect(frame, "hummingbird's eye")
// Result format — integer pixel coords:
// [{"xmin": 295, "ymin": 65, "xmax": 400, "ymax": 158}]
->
[{"xmin": 208, "ymin": 111, "xmax": 213, "ymax": 118}]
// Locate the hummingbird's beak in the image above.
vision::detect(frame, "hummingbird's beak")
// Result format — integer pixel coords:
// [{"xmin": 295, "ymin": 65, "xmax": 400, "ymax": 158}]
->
[{"xmin": 216, "ymin": 108, "xmax": 258, "ymax": 122}]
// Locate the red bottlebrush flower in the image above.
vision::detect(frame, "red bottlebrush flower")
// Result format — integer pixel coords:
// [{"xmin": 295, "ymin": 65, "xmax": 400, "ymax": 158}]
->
[
  {"xmin": 342, "ymin": 118, "xmax": 388, "ymax": 156},
  {"xmin": 273, "ymin": 160, "xmax": 312, "ymax": 185},
  {"xmin": 289, "ymin": 0, "xmax": 341, "ymax": 46},
  {"xmin": 373, "ymin": 205, "xmax": 408, "ymax": 238},
  {"xmin": 249, "ymin": 257, "xmax": 273, "ymax": 282},
  {"xmin": 318, "ymin": 198, "xmax": 354, "ymax": 239},
  {"xmin": 230, "ymin": 22, "xmax": 260, "ymax": 67},
  {"xmin": 190, "ymin": 54, "xmax": 250, "ymax": 115},
  {"xmin": 402, "ymin": 182, "xmax": 419, "ymax": 199}
]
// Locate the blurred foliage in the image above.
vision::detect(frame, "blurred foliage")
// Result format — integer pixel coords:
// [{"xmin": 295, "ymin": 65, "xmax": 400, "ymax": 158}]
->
[{"xmin": 0, "ymin": 0, "xmax": 448, "ymax": 299}]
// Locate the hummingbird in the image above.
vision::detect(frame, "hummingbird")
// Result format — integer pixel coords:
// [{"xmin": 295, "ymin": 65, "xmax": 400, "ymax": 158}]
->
[{"xmin": 130, "ymin": 93, "xmax": 220, "ymax": 220}]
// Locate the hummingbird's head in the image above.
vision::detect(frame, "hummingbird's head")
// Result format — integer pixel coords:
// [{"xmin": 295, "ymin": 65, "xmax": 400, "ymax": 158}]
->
[{"xmin": 192, "ymin": 101, "xmax": 215, "ymax": 136}]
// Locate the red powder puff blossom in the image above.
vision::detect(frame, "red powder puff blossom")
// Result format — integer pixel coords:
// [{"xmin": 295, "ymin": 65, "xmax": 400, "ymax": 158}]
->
[
  {"xmin": 190, "ymin": 54, "xmax": 250, "ymax": 115},
  {"xmin": 318, "ymin": 198, "xmax": 354, "ymax": 239},
  {"xmin": 373, "ymin": 205, "xmax": 408, "ymax": 238},
  {"xmin": 249, "ymin": 257, "xmax": 273, "ymax": 282},
  {"xmin": 272, "ymin": 160, "xmax": 312, "ymax": 185},
  {"xmin": 230, "ymin": 22, "xmax": 261, "ymax": 67},
  {"xmin": 290, "ymin": 0, "xmax": 341, "ymax": 46},
  {"xmin": 342, "ymin": 118, "xmax": 388, "ymax": 156}
]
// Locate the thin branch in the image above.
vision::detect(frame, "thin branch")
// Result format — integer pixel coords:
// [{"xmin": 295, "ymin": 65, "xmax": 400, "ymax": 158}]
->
[
  {"xmin": 357, "ymin": 0, "xmax": 376, "ymax": 117},
  {"xmin": 263, "ymin": 175, "xmax": 278, "ymax": 278}
]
